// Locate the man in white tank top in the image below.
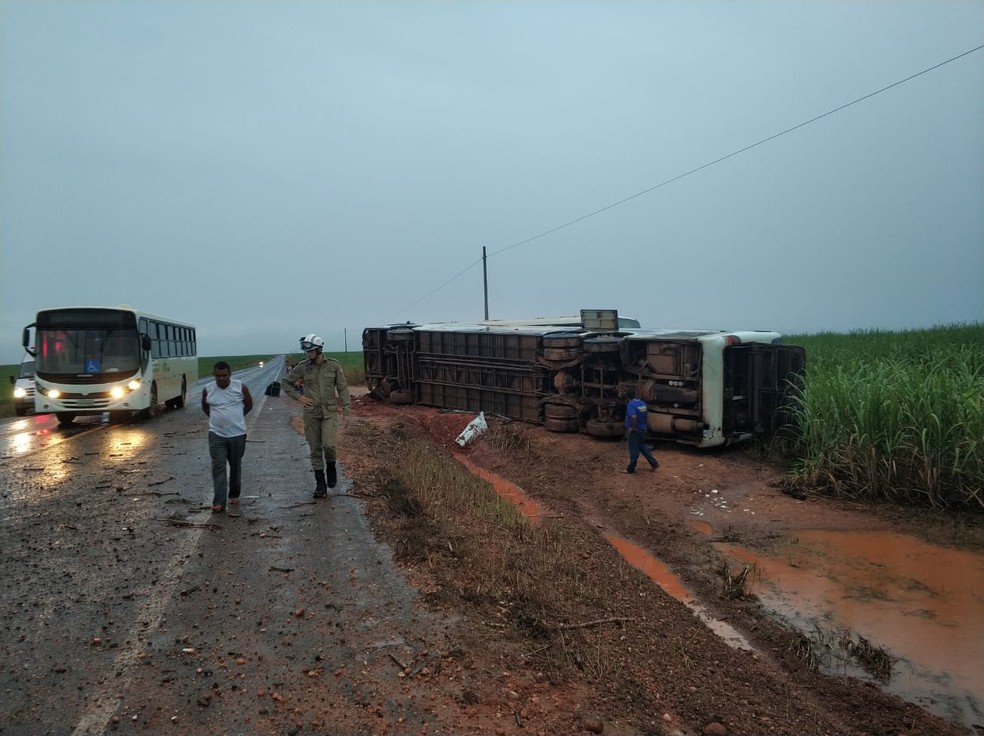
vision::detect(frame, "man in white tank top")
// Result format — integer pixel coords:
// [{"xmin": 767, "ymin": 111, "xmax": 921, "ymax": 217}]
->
[{"xmin": 201, "ymin": 361, "xmax": 254, "ymax": 512}]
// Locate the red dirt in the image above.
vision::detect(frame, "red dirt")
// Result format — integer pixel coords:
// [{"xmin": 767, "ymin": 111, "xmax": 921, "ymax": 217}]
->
[{"xmin": 338, "ymin": 393, "xmax": 982, "ymax": 736}]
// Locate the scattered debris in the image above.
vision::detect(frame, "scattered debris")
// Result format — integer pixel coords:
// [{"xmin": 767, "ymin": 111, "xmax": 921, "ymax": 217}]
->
[{"xmin": 455, "ymin": 411, "xmax": 488, "ymax": 447}]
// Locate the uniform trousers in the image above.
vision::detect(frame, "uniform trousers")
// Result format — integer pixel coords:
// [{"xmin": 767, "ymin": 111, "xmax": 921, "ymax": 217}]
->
[{"xmin": 303, "ymin": 413, "xmax": 339, "ymax": 470}]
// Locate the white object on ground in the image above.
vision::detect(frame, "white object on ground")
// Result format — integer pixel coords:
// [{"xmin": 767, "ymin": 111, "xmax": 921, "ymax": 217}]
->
[{"xmin": 455, "ymin": 411, "xmax": 488, "ymax": 447}]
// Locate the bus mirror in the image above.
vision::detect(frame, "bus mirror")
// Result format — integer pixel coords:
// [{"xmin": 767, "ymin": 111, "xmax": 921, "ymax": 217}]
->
[
  {"xmin": 22, "ymin": 326, "xmax": 35, "ymax": 355},
  {"xmin": 141, "ymin": 334, "xmax": 152, "ymax": 352}
]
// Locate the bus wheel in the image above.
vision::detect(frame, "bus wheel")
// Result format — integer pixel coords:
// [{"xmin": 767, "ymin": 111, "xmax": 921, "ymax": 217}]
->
[
  {"xmin": 15, "ymin": 407, "xmax": 27, "ymax": 417},
  {"xmin": 56, "ymin": 412, "xmax": 77, "ymax": 426},
  {"xmin": 143, "ymin": 384, "xmax": 159, "ymax": 419},
  {"xmin": 543, "ymin": 417, "xmax": 580, "ymax": 433},
  {"xmin": 389, "ymin": 390, "xmax": 413, "ymax": 404},
  {"xmin": 174, "ymin": 378, "xmax": 187, "ymax": 408},
  {"xmin": 586, "ymin": 419, "xmax": 624, "ymax": 438}
]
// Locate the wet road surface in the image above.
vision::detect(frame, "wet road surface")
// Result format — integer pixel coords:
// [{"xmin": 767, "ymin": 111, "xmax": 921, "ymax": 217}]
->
[{"xmin": 0, "ymin": 357, "xmax": 466, "ymax": 735}]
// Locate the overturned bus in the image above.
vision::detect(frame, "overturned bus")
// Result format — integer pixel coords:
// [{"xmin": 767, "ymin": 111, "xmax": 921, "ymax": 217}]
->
[{"xmin": 362, "ymin": 309, "xmax": 805, "ymax": 448}]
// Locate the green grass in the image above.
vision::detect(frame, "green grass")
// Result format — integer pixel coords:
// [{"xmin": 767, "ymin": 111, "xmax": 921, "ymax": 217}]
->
[
  {"xmin": 282, "ymin": 351, "xmax": 365, "ymax": 383},
  {"xmin": 775, "ymin": 323, "xmax": 984, "ymax": 510},
  {"xmin": 0, "ymin": 365, "xmax": 20, "ymax": 417}
]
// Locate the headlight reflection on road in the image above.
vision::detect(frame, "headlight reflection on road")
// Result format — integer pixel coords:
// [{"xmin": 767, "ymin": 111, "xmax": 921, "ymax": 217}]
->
[
  {"xmin": 36, "ymin": 441, "xmax": 79, "ymax": 484},
  {"xmin": 101, "ymin": 428, "xmax": 149, "ymax": 466},
  {"xmin": 4, "ymin": 417, "xmax": 48, "ymax": 456},
  {"xmin": 9, "ymin": 428, "xmax": 33, "ymax": 454}
]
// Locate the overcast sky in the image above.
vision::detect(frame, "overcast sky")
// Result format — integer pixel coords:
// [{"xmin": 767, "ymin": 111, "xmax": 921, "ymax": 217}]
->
[{"xmin": 1, "ymin": 0, "xmax": 982, "ymax": 363}]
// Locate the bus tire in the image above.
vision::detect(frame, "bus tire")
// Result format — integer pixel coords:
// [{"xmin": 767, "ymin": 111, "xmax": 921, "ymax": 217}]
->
[
  {"xmin": 543, "ymin": 417, "xmax": 580, "ymax": 433},
  {"xmin": 543, "ymin": 347, "xmax": 581, "ymax": 362},
  {"xmin": 544, "ymin": 403, "xmax": 578, "ymax": 420},
  {"xmin": 389, "ymin": 389, "xmax": 413, "ymax": 404},
  {"xmin": 585, "ymin": 419, "xmax": 624, "ymax": 438},
  {"xmin": 542, "ymin": 336, "xmax": 582, "ymax": 349},
  {"xmin": 143, "ymin": 383, "xmax": 159, "ymax": 419},
  {"xmin": 387, "ymin": 328, "xmax": 414, "ymax": 342},
  {"xmin": 15, "ymin": 407, "xmax": 27, "ymax": 417},
  {"xmin": 583, "ymin": 337, "xmax": 621, "ymax": 353},
  {"xmin": 167, "ymin": 378, "xmax": 187, "ymax": 409},
  {"xmin": 56, "ymin": 412, "xmax": 76, "ymax": 426}
]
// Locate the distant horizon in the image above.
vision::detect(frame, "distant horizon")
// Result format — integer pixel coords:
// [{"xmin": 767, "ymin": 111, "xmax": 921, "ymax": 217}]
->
[{"xmin": 6, "ymin": 317, "xmax": 979, "ymax": 368}]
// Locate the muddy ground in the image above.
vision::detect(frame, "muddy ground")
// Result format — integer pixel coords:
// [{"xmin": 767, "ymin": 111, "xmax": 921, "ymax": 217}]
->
[
  {"xmin": 340, "ymin": 392, "xmax": 983, "ymax": 736},
  {"xmin": 0, "ymin": 366, "xmax": 980, "ymax": 736}
]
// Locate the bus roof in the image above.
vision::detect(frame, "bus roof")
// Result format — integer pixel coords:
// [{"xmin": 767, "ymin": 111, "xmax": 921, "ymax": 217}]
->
[{"xmin": 34, "ymin": 305, "xmax": 196, "ymax": 328}]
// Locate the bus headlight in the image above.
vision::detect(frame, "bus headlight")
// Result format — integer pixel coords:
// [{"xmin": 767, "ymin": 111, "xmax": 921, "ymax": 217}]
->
[
  {"xmin": 110, "ymin": 386, "xmax": 126, "ymax": 399},
  {"xmin": 13, "ymin": 387, "xmax": 27, "ymax": 399},
  {"xmin": 127, "ymin": 380, "xmax": 141, "ymax": 391},
  {"xmin": 47, "ymin": 389, "xmax": 61, "ymax": 399}
]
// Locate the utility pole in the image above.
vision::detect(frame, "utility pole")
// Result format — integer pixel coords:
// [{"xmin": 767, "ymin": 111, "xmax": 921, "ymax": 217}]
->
[{"xmin": 482, "ymin": 246, "xmax": 489, "ymax": 320}]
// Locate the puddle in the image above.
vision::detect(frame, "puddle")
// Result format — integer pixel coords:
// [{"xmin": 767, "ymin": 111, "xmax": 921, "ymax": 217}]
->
[
  {"xmin": 453, "ymin": 456, "xmax": 984, "ymax": 729},
  {"xmin": 607, "ymin": 534, "xmax": 694, "ymax": 602},
  {"xmin": 453, "ymin": 452, "xmax": 546, "ymax": 522},
  {"xmin": 717, "ymin": 530, "xmax": 984, "ymax": 730},
  {"xmin": 690, "ymin": 520, "xmax": 713, "ymax": 536},
  {"xmin": 607, "ymin": 534, "xmax": 754, "ymax": 651},
  {"xmin": 457, "ymin": 456, "xmax": 756, "ymax": 650}
]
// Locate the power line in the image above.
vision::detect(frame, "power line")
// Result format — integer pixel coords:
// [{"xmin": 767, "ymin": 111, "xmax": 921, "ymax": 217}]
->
[
  {"xmin": 394, "ymin": 257, "xmax": 484, "ymax": 317},
  {"xmin": 393, "ymin": 43, "xmax": 984, "ymax": 318},
  {"xmin": 488, "ymin": 43, "xmax": 983, "ymax": 260}
]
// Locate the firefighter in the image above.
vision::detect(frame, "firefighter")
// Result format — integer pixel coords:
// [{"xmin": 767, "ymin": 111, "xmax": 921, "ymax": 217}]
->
[{"xmin": 281, "ymin": 334, "xmax": 351, "ymax": 498}]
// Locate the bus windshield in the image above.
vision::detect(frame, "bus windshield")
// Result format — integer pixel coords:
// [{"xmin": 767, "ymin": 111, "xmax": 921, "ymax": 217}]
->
[
  {"xmin": 36, "ymin": 309, "xmax": 141, "ymax": 377},
  {"xmin": 37, "ymin": 328, "xmax": 141, "ymax": 376}
]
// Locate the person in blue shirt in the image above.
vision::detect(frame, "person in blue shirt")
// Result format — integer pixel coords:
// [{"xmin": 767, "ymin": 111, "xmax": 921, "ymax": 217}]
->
[{"xmin": 623, "ymin": 386, "xmax": 659, "ymax": 474}]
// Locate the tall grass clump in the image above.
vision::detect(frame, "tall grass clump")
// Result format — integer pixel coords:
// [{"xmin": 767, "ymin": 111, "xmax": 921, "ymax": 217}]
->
[{"xmin": 780, "ymin": 323, "xmax": 983, "ymax": 510}]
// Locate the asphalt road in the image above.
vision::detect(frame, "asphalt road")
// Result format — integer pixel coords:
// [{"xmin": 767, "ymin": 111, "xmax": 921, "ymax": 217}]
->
[{"xmin": 0, "ymin": 358, "xmax": 457, "ymax": 736}]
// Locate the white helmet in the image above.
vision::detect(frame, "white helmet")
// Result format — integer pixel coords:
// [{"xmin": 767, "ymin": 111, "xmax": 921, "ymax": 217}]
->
[{"xmin": 300, "ymin": 333, "xmax": 325, "ymax": 351}]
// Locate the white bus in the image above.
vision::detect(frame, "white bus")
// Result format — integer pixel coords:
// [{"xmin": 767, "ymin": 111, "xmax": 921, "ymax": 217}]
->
[
  {"xmin": 23, "ymin": 306, "xmax": 198, "ymax": 425},
  {"xmin": 363, "ymin": 309, "xmax": 805, "ymax": 448}
]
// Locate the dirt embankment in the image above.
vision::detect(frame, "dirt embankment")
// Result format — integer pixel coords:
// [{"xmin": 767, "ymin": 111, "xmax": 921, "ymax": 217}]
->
[{"xmin": 340, "ymin": 394, "xmax": 982, "ymax": 736}]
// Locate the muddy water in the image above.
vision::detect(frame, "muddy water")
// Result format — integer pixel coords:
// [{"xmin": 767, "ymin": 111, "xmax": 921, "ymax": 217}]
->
[
  {"xmin": 607, "ymin": 533, "xmax": 755, "ymax": 651},
  {"xmin": 718, "ymin": 530, "xmax": 984, "ymax": 730},
  {"xmin": 454, "ymin": 457, "xmax": 984, "ymax": 730},
  {"xmin": 453, "ymin": 452, "xmax": 546, "ymax": 521},
  {"xmin": 456, "ymin": 456, "xmax": 755, "ymax": 650}
]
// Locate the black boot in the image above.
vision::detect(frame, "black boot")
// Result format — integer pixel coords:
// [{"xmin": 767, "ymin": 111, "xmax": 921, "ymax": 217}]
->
[
  {"xmin": 326, "ymin": 461, "xmax": 337, "ymax": 489},
  {"xmin": 313, "ymin": 470, "xmax": 327, "ymax": 498}
]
